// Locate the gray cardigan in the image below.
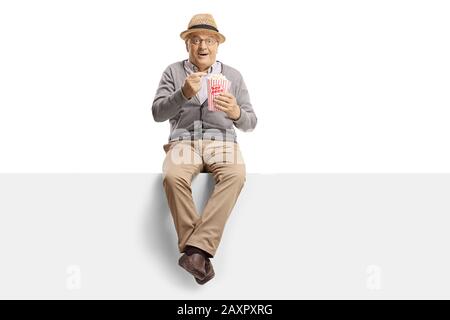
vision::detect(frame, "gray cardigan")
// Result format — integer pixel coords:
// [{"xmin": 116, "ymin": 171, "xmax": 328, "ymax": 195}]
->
[{"xmin": 152, "ymin": 60, "xmax": 257, "ymax": 142}]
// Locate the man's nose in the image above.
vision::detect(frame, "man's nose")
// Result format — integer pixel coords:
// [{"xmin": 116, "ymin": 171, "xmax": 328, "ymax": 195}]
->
[{"xmin": 199, "ymin": 40, "xmax": 207, "ymax": 48}]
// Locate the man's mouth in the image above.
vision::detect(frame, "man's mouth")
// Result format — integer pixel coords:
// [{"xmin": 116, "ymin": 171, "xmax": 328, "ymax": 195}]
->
[{"xmin": 198, "ymin": 53, "xmax": 209, "ymax": 57}]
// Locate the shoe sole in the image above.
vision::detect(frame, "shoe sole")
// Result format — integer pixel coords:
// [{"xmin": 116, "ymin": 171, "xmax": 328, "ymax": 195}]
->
[{"xmin": 195, "ymin": 271, "xmax": 215, "ymax": 285}]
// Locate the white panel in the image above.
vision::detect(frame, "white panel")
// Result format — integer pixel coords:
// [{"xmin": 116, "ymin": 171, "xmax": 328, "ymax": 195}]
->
[{"xmin": 0, "ymin": 173, "xmax": 449, "ymax": 299}]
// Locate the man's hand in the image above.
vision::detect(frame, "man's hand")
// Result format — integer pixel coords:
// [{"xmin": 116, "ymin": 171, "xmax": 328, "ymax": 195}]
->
[
  {"xmin": 214, "ymin": 92, "xmax": 241, "ymax": 120},
  {"xmin": 182, "ymin": 72, "xmax": 207, "ymax": 99}
]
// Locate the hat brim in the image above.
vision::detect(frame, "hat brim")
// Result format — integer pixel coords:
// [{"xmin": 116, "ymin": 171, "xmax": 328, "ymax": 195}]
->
[{"xmin": 180, "ymin": 29, "xmax": 226, "ymax": 44}]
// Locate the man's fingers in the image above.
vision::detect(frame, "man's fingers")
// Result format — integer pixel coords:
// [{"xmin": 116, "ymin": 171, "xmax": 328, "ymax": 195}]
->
[
  {"xmin": 187, "ymin": 77, "xmax": 203, "ymax": 85},
  {"xmin": 218, "ymin": 93, "xmax": 236, "ymax": 103},
  {"xmin": 215, "ymin": 95, "xmax": 231, "ymax": 102},
  {"xmin": 214, "ymin": 100, "xmax": 228, "ymax": 109},
  {"xmin": 188, "ymin": 78, "xmax": 202, "ymax": 84},
  {"xmin": 189, "ymin": 72, "xmax": 207, "ymax": 79}
]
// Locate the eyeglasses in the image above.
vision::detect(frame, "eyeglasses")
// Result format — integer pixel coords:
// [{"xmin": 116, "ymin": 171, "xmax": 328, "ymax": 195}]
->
[{"xmin": 189, "ymin": 37, "xmax": 218, "ymax": 46}]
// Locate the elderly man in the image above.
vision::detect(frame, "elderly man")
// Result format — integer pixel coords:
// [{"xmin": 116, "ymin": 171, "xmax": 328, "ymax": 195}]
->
[{"xmin": 152, "ymin": 13, "xmax": 257, "ymax": 285}]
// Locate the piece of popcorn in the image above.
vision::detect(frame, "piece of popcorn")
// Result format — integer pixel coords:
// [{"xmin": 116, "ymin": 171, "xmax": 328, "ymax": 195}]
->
[{"xmin": 208, "ymin": 73, "xmax": 228, "ymax": 81}]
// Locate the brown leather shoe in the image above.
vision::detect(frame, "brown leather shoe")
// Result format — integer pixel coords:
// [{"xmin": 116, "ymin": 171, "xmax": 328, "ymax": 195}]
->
[
  {"xmin": 195, "ymin": 259, "xmax": 215, "ymax": 285},
  {"xmin": 178, "ymin": 253, "xmax": 207, "ymax": 280}
]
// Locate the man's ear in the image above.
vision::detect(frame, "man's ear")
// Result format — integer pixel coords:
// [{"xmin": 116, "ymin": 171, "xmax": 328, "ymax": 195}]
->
[{"xmin": 185, "ymin": 41, "xmax": 189, "ymax": 52}]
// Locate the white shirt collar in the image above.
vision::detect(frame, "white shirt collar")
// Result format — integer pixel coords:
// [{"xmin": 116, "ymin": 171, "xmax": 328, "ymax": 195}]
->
[{"xmin": 184, "ymin": 59, "xmax": 221, "ymax": 74}]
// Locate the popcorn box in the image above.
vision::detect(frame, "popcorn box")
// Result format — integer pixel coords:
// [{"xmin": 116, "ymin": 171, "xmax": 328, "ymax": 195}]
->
[{"xmin": 207, "ymin": 74, "xmax": 231, "ymax": 111}]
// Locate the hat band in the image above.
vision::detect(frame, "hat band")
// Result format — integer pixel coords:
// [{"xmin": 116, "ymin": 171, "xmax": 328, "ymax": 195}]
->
[{"xmin": 188, "ymin": 24, "xmax": 219, "ymax": 33}]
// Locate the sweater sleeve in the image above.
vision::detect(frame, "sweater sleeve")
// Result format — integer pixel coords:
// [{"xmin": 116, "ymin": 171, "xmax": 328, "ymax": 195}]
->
[
  {"xmin": 152, "ymin": 66, "xmax": 189, "ymax": 122},
  {"xmin": 232, "ymin": 73, "xmax": 257, "ymax": 132}
]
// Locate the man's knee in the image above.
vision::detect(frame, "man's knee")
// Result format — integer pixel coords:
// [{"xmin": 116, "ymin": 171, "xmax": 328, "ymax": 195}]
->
[
  {"xmin": 223, "ymin": 166, "xmax": 246, "ymax": 186},
  {"xmin": 162, "ymin": 170, "xmax": 190, "ymax": 188}
]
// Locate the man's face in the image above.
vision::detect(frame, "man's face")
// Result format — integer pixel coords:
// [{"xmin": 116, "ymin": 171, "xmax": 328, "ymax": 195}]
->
[{"xmin": 186, "ymin": 32, "xmax": 219, "ymax": 71}]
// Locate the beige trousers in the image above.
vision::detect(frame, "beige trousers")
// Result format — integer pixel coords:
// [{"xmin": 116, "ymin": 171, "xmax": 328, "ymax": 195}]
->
[{"xmin": 162, "ymin": 139, "xmax": 246, "ymax": 257}]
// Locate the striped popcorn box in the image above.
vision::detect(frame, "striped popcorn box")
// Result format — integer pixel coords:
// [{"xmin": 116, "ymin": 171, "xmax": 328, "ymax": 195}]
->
[{"xmin": 207, "ymin": 74, "xmax": 231, "ymax": 111}]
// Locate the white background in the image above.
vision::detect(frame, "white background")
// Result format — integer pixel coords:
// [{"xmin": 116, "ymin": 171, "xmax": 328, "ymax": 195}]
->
[{"xmin": 1, "ymin": 0, "xmax": 449, "ymax": 173}]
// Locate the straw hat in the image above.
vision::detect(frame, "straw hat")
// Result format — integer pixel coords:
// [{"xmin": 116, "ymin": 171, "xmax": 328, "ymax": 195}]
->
[{"xmin": 180, "ymin": 13, "xmax": 226, "ymax": 43}]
